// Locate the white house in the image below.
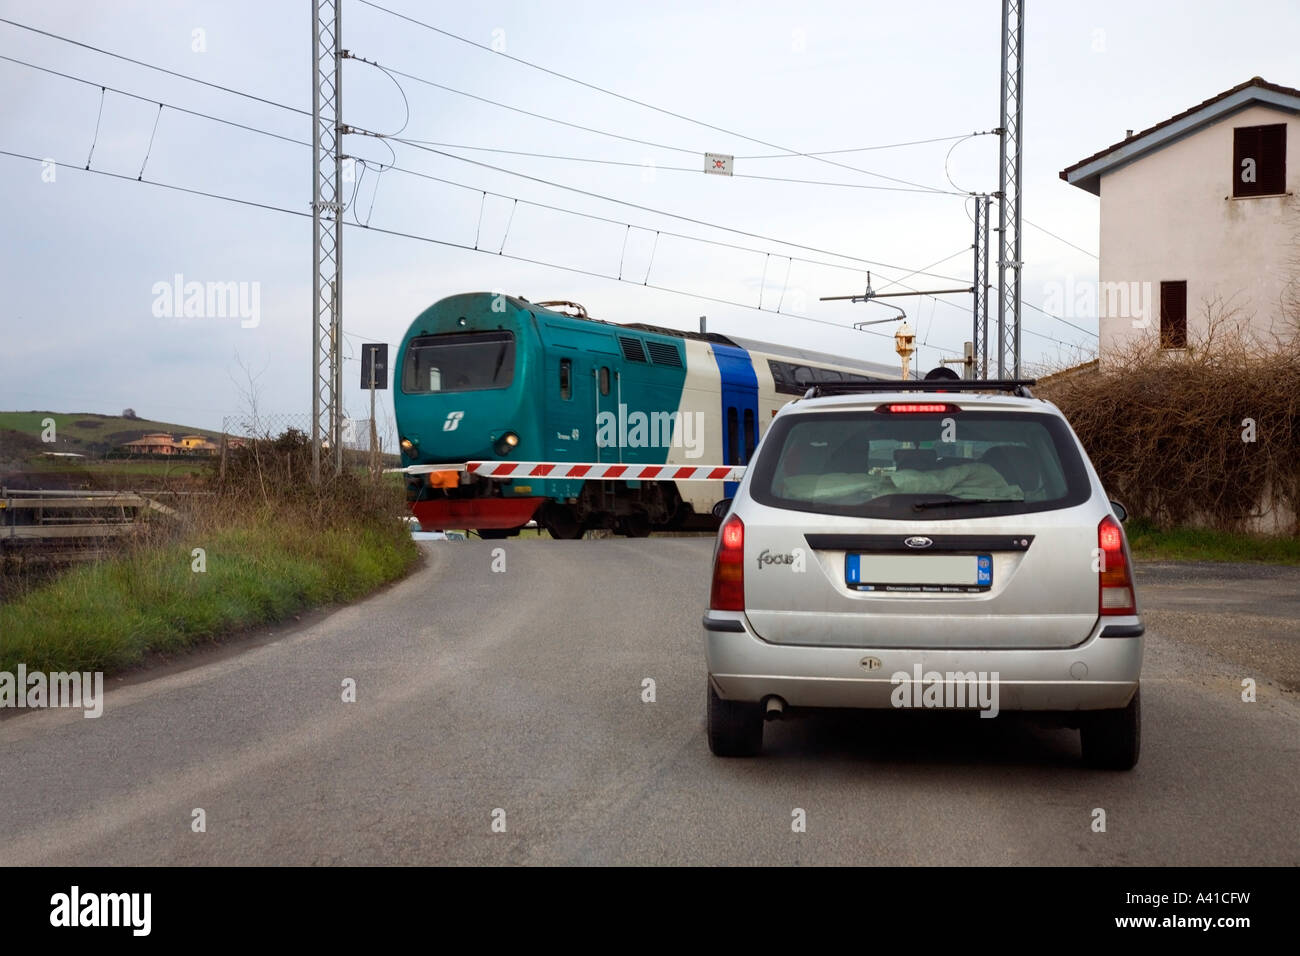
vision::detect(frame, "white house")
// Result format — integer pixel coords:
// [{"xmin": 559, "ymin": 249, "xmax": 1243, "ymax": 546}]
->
[{"xmin": 1061, "ymin": 77, "xmax": 1300, "ymax": 361}]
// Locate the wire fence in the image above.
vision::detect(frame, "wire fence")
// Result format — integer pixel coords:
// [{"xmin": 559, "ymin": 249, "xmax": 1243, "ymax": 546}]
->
[{"xmin": 221, "ymin": 414, "xmax": 392, "ymax": 453}]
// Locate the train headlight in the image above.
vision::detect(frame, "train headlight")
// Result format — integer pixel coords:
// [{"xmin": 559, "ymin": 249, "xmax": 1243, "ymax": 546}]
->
[
  {"xmin": 400, "ymin": 437, "xmax": 416, "ymax": 454},
  {"xmin": 493, "ymin": 431, "xmax": 519, "ymax": 456}
]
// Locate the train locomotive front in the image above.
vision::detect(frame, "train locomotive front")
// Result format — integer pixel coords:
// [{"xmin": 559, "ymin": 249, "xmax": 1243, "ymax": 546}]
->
[{"xmin": 394, "ymin": 292, "xmax": 550, "ymax": 537}]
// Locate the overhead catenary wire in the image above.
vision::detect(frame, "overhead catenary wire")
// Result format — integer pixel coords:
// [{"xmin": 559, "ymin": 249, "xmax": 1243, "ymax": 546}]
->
[
  {"xmin": 347, "ymin": 55, "xmax": 981, "ymax": 166},
  {"xmin": 0, "ymin": 147, "xmax": 967, "ymax": 355},
  {"xmin": 0, "ymin": 53, "xmax": 312, "ymax": 148},
  {"xmin": 0, "ymin": 51, "xmax": 980, "ymax": 291},
  {"xmin": 136, "ymin": 102, "xmax": 163, "ymax": 180},
  {"xmin": 0, "ymin": 16, "xmax": 310, "ymax": 116},
  {"xmin": 344, "ymin": 49, "xmax": 1092, "ymax": 334},
  {"xmin": 359, "ymin": 126, "xmax": 975, "ymax": 279},
  {"xmin": 0, "ymin": 41, "xmax": 1092, "ymax": 349},
  {"xmin": 1022, "ymin": 217, "xmax": 1098, "ymax": 259},
  {"xmin": 388, "ymin": 138, "xmax": 966, "ymax": 194},
  {"xmin": 84, "ymin": 84, "xmax": 105, "ymax": 169},
  {"xmin": 345, "ymin": 15, "xmax": 967, "ymax": 195}
]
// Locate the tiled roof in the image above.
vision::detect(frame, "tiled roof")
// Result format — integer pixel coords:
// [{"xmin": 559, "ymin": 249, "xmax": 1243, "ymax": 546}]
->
[{"xmin": 1060, "ymin": 77, "xmax": 1300, "ymax": 195}]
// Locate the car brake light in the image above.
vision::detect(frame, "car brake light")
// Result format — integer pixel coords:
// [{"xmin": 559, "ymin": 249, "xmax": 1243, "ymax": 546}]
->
[
  {"xmin": 710, "ymin": 515, "xmax": 745, "ymax": 610},
  {"xmin": 878, "ymin": 403, "xmax": 959, "ymax": 414},
  {"xmin": 1098, "ymin": 515, "xmax": 1136, "ymax": 615}
]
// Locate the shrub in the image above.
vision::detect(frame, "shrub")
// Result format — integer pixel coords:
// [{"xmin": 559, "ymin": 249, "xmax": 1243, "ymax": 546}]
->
[{"xmin": 1038, "ymin": 310, "xmax": 1300, "ymax": 533}]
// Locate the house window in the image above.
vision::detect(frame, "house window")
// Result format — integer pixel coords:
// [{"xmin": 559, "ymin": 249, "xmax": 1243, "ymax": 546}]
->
[
  {"xmin": 560, "ymin": 358, "xmax": 572, "ymax": 399},
  {"xmin": 1159, "ymin": 281, "xmax": 1187, "ymax": 349},
  {"xmin": 1233, "ymin": 124, "xmax": 1286, "ymax": 197}
]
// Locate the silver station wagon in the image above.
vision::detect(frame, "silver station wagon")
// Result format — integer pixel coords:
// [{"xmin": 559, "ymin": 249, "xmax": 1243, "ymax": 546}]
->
[{"xmin": 703, "ymin": 379, "xmax": 1143, "ymax": 769}]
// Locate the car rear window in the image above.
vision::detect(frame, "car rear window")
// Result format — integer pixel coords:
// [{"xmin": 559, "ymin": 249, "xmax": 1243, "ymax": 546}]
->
[{"xmin": 749, "ymin": 408, "xmax": 1091, "ymax": 520}]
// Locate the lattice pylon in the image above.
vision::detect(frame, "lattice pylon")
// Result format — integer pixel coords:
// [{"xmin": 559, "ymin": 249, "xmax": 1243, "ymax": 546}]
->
[
  {"xmin": 996, "ymin": 0, "xmax": 1024, "ymax": 379},
  {"xmin": 312, "ymin": 0, "xmax": 343, "ymax": 480},
  {"xmin": 972, "ymin": 194, "xmax": 991, "ymax": 379}
]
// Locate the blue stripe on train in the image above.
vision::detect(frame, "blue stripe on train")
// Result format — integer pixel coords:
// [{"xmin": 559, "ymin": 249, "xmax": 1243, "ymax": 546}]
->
[{"xmin": 710, "ymin": 344, "xmax": 758, "ymax": 498}]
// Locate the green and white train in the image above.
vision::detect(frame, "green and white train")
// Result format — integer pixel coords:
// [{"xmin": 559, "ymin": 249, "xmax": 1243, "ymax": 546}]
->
[{"xmin": 395, "ymin": 292, "xmax": 901, "ymax": 538}]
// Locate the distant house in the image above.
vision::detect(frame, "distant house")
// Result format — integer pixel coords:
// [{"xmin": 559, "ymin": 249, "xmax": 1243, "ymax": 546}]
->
[
  {"xmin": 121, "ymin": 432, "xmax": 180, "ymax": 456},
  {"xmin": 120, "ymin": 432, "xmax": 219, "ymax": 456},
  {"xmin": 177, "ymin": 435, "xmax": 219, "ymax": 454},
  {"xmin": 1061, "ymin": 77, "xmax": 1300, "ymax": 362}
]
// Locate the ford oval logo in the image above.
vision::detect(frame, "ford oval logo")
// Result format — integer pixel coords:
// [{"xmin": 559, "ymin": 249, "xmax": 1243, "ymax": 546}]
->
[{"xmin": 904, "ymin": 536, "xmax": 933, "ymax": 549}]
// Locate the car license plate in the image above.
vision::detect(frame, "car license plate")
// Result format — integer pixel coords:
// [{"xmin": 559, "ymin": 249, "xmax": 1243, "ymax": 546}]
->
[{"xmin": 845, "ymin": 553, "xmax": 993, "ymax": 592}]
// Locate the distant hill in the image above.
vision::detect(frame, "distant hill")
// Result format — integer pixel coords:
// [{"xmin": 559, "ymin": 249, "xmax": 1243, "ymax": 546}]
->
[{"xmin": 0, "ymin": 411, "xmax": 224, "ymax": 459}]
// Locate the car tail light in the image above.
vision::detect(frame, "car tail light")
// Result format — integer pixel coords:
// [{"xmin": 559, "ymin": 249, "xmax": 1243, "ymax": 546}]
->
[
  {"xmin": 710, "ymin": 515, "xmax": 745, "ymax": 611},
  {"xmin": 1098, "ymin": 515, "xmax": 1136, "ymax": 615},
  {"xmin": 877, "ymin": 403, "xmax": 959, "ymax": 414}
]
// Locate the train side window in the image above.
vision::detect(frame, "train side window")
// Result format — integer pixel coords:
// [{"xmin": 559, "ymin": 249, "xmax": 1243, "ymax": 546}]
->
[
  {"xmin": 727, "ymin": 406, "xmax": 739, "ymax": 464},
  {"xmin": 743, "ymin": 408, "xmax": 756, "ymax": 463},
  {"xmin": 599, "ymin": 366, "xmax": 611, "ymax": 396},
  {"xmin": 560, "ymin": 359, "xmax": 572, "ymax": 400}
]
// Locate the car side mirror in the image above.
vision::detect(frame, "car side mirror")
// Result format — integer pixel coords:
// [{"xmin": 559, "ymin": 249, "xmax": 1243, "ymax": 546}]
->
[
  {"xmin": 711, "ymin": 498, "xmax": 733, "ymax": 520},
  {"xmin": 1110, "ymin": 500, "xmax": 1128, "ymax": 523}
]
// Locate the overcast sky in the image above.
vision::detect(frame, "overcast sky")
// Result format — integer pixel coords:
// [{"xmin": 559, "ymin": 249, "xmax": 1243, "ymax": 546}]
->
[{"xmin": 3, "ymin": 0, "xmax": 1297, "ymax": 438}]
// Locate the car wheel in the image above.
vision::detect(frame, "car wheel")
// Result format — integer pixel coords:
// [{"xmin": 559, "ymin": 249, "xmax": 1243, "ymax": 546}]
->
[
  {"xmin": 1080, "ymin": 686, "xmax": 1140, "ymax": 770},
  {"xmin": 707, "ymin": 681, "xmax": 763, "ymax": 757}
]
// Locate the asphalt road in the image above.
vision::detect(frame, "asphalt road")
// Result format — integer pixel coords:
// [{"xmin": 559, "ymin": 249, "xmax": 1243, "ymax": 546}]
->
[{"xmin": 1, "ymin": 540, "xmax": 1297, "ymax": 865}]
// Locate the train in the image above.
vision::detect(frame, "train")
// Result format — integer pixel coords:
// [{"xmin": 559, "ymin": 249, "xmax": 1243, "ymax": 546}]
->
[{"xmin": 393, "ymin": 292, "xmax": 902, "ymax": 538}]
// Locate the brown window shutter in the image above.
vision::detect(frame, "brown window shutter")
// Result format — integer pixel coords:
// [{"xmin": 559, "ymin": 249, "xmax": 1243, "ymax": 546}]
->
[
  {"xmin": 1259, "ymin": 123, "xmax": 1286, "ymax": 194},
  {"xmin": 1160, "ymin": 281, "xmax": 1187, "ymax": 349},
  {"xmin": 1234, "ymin": 124, "xmax": 1287, "ymax": 197}
]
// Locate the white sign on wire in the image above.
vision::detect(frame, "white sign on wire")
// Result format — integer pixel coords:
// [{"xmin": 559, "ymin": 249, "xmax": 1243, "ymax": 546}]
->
[{"xmin": 704, "ymin": 153, "xmax": 734, "ymax": 176}]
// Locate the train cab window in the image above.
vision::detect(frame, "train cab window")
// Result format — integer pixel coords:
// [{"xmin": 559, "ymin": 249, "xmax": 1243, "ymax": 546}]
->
[
  {"xmin": 727, "ymin": 407, "xmax": 739, "ymax": 464},
  {"xmin": 401, "ymin": 330, "xmax": 515, "ymax": 394},
  {"xmin": 599, "ymin": 366, "xmax": 611, "ymax": 396},
  {"xmin": 560, "ymin": 358, "xmax": 572, "ymax": 400},
  {"xmin": 743, "ymin": 408, "xmax": 756, "ymax": 463}
]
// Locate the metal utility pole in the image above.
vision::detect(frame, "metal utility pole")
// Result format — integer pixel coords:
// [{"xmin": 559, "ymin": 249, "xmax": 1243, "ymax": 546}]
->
[
  {"xmin": 996, "ymin": 0, "xmax": 1024, "ymax": 379},
  {"xmin": 972, "ymin": 194, "xmax": 991, "ymax": 378},
  {"xmin": 312, "ymin": 0, "xmax": 343, "ymax": 481}
]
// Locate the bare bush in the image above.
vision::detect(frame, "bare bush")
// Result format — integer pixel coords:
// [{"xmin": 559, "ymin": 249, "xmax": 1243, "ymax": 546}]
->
[{"xmin": 1038, "ymin": 301, "xmax": 1300, "ymax": 533}]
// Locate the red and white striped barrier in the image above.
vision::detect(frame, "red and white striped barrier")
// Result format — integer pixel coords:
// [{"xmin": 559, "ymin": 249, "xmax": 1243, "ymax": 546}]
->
[{"xmin": 398, "ymin": 461, "xmax": 746, "ymax": 482}]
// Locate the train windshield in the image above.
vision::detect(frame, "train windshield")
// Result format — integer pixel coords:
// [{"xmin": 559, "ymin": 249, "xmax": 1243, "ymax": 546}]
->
[{"xmin": 402, "ymin": 331, "xmax": 516, "ymax": 394}]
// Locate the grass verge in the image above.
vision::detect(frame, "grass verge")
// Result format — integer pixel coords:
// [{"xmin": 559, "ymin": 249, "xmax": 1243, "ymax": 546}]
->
[
  {"xmin": 2, "ymin": 429, "xmax": 421, "ymax": 676},
  {"xmin": 1126, "ymin": 518, "xmax": 1300, "ymax": 565},
  {"xmin": 0, "ymin": 512, "xmax": 418, "ymax": 675}
]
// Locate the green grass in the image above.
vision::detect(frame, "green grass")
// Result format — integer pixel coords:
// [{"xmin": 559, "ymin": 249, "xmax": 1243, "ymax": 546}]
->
[
  {"xmin": 0, "ymin": 513, "xmax": 419, "ymax": 675},
  {"xmin": 22, "ymin": 459, "xmax": 210, "ymax": 476},
  {"xmin": 1126, "ymin": 518, "xmax": 1300, "ymax": 565}
]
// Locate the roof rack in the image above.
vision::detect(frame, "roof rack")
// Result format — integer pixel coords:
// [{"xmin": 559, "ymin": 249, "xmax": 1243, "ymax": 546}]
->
[{"xmin": 803, "ymin": 379, "xmax": 1037, "ymax": 399}]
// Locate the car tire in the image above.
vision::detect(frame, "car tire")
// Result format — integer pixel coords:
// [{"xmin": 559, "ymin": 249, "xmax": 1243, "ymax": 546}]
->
[
  {"xmin": 707, "ymin": 681, "xmax": 763, "ymax": 757},
  {"xmin": 1080, "ymin": 686, "xmax": 1140, "ymax": 770}
]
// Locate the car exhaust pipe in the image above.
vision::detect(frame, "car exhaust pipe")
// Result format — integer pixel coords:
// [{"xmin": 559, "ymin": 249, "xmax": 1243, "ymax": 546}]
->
[{"xmin": 763, "ymin": 696, "xmax": 787, "ymax": 721}]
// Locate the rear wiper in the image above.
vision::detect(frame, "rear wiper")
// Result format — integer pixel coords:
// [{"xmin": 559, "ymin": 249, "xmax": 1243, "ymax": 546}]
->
[{"xmin": 912, "ymin": 497, "xmax": 1022, "ymax": 511}]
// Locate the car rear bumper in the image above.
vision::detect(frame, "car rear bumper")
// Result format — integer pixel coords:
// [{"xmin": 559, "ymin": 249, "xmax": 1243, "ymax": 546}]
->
[{"xmin": 703, "ymin": 611, "xmax": 1143, "ymax": 712}]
